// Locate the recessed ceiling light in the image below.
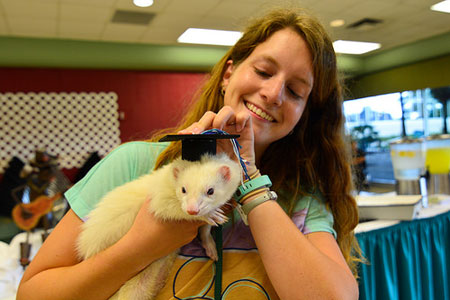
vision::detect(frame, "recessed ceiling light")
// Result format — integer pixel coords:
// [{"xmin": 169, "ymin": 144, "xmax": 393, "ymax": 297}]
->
[
  {"xmin": 330, "ymin": 19, "xmax": 345, "ymax": 27},
  {"xmin": 431, "ymin": 0, "xmax": 450, "ymax": 13},
  {"xmin": 178, "ymin": 28, "xmax": 243, "ymax": 46},
  {"xmin": 333, "ymin": 40, "xmax": 381, "ymax": 54},
  {"xmin": 133, "ymin": 0, "xmax": 153, "ymax": 8}
]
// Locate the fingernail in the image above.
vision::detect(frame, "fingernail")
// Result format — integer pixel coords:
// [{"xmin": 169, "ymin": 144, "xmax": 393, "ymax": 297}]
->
[
  {"xmin": 236, "ymin": 124, "xmax": 242, "ymax": 132},
  {"xmin": 192, "ymin": 127, "xmax": 202, "ymax": 134}
]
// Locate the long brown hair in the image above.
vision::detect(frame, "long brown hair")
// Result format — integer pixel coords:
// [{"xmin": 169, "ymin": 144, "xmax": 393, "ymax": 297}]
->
[{"xmin": 150, "ymin": 7, "xmax": 362, "ymax": 276}]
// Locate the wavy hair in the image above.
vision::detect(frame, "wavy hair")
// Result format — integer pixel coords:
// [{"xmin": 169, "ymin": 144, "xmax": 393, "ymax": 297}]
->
[{"xmin": 150, "ymin": 7, "xmax": 362, "ymax": 277}]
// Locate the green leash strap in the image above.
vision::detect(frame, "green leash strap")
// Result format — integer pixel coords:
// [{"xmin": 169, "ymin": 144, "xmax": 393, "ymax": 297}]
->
[{"xmin": 213, "ymin": 225, "xmax": 223, "ymax": 300}]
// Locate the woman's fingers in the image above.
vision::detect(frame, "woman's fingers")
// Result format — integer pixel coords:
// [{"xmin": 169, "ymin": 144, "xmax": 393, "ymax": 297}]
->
[
  {"xmin": 234, "ymin": 110, "xmax": 252, "ymax": 133},
  {"xmin": 178, "ymin": 111, "xmax": 217, "ymax": 134},
  {"xmin": 131, "ymin": 198, "xmax": 205, "ymax": 256},
  {"xmin": 212, "ymin": 106, "xmax": 236, "ymax": 131},
  {"xmin": 178, "ymin": 106, "xmax": 239, "ymax": 135},
  {"xmin": 176, "ymin": 106, "xmax": 256, "ymax": 170}
]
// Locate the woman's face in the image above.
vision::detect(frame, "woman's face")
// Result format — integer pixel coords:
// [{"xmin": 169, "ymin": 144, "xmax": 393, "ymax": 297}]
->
[{"xmin": 222, "ymin": 28, "xmax": 314, "ymax": 155}]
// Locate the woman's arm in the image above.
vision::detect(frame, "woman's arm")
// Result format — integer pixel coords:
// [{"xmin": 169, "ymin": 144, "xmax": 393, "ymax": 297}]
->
[
  {"xmin": 17, "ymin": 202, "xmax": 202, "ymax": 300},
  {"xmin": 247, "ymin": 200, "xmax": 359, "ymax": 300},
  {"xmin": 179, "ymin": 107, "xmax": 357, "ymax": 299}
]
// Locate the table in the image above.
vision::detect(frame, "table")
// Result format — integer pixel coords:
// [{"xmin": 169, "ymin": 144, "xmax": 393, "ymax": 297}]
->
[{"xmin": 356, "ymin": 200, "xmax": 450, "ymax": 300}]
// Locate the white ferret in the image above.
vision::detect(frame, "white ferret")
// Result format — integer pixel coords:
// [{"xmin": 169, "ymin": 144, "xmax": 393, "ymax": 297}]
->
[{"xmin": 76, "ymin": 153, "xmax": 241, "ymax": 300}]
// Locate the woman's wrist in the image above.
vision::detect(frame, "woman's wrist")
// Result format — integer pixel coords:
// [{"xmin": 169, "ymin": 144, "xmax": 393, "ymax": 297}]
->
[
  {"xmin": 233, "ymin": 171, "xmax": 278, "ymax": 225},
  {"xmin": 240, "ymin": 157, "xmax": 257, "ymax": 179},
  {"xmin": 237, "ymin": 169, "xmax": 271, "ymax": 205},
  {"xmin": 244, "ymin": 168, "xmax": 260, "ymax": 182},
  {"xmin": 240, "ymin": 187, "xmax": 269, "ymax": 205}
]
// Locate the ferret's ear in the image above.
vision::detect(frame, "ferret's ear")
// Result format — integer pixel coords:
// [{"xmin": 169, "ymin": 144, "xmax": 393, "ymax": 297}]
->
[
  {"xmin": 173, "ymin": 167, "xmax": 180, "ymax": 179},
  {"xmin": 218, "ymin": 166, "xmax": 231, "ymax": 182},
  {"xmin": 172, "ymin": 158, "xmax": 188, "ymax": 179}
]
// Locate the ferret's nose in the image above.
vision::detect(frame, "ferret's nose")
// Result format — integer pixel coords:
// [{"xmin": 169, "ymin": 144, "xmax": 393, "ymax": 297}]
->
[
  {"xmin": 186, "ymin": 204, "xmax": 199, "ymax": 215},
  {"xmin": 187, "ymin": 208, "xmax": 199, "ymax": 215}
]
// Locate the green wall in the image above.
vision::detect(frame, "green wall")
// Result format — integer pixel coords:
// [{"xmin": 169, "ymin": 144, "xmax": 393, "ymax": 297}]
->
[
  {"xmin": 1, "ymin": 30, "xmax": 449, "ymax": 98},
  {"xmin": 0, "ymin": 36, "xmax": 227, "ymax": 72},
  {"xmin": 346, "ymin": 54, "xmax": 450, "ymax": 99}
]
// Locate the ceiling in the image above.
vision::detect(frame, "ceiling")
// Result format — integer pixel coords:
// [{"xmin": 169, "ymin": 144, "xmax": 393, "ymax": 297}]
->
[
  {"xmin": 0, "ymin": 0, "xmax": 449, "ymax": 75},
  {"xmin": 0, "ymin": 0, "xmax": 449, "ymax": 52}
]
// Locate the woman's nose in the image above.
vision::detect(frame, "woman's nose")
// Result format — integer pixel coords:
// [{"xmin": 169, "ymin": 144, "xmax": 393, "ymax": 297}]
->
[{"xmin": 261, "ymin": 78, "xmax": 284, "ymax": 106}]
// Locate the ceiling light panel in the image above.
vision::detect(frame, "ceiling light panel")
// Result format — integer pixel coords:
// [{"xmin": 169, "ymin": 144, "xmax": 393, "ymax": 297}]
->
[
  {"xmin": 333, "ymin": 40, "xmax": 381, "ymax": 55},
  {"xmin": 431, "ymin": 0, "xmax": 450, "ymax": 13},
  {"xmin": 133, "ymin": 0, "xmax": 154, "ymax": 7},
  {"xmin": 177, "ymin": 28, "xmax": 242, "ymax": 46}
]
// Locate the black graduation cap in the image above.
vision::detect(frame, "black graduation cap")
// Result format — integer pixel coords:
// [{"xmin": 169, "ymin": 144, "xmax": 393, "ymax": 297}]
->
[{"xmin": 159, "ymin": 133, "xmax": 240, "ymax": 162}]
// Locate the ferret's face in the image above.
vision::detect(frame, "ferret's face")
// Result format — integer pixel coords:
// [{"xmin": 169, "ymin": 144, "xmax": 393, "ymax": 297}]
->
[
  {"xmin": 173, "ymin": 162, "xmax": 236, "ymax": 217},
  {"xmin": 176, "ymin": 179, "xmax": 223, "ymax": 216}
]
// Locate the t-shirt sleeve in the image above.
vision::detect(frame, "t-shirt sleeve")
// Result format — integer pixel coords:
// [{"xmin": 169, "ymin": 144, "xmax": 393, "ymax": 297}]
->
[
  {"xmin": 64, "ymin": 142, "xmax": 168, "ymax": 220},
  {"xmin": 290, "ymin": 193, "xmax": 336, "ymax": 239},
  {"xmin": 303, "ymin": 194, "xmax": 336, "ymax": 238}
]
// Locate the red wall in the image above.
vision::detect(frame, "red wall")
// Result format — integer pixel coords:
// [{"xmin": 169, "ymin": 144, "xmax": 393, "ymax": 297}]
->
[
  {"xmin": 0, "ymin": 67, "xmax": 207, "ymax": 141},
  {"xmin": 0, "ymin": 68, "xmax": 207, "ymax": 180}
]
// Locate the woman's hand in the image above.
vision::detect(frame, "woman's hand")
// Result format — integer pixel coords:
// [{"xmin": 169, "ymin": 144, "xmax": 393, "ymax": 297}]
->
[
  {"xmin": 125, "ymin": 198, "xmax": 204, "ymax": 265},
  {"xmin": 178, "ymin": 106, "xmax": 257, "ymax": 175}
]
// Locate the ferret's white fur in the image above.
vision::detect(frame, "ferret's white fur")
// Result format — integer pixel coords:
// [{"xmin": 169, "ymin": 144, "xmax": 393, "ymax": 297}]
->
[{"xmin": 76, "ymin": 153, "xmax": 241, "ymax": 300}]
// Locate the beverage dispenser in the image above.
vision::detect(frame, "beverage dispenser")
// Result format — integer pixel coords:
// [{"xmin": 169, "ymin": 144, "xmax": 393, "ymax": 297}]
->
[
  {"xmin": 425, "ymin": 134, "xmax": 450, "ymax": 194},
  {"xmin": 389, "ymin": 138, "xmax": 426, "ymax": 194}
]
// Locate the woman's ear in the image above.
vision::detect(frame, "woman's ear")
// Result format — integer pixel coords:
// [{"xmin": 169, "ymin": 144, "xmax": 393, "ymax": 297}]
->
[{"xmin": 222, "ymin": 60, "xmax": 234, "ymax": 87}]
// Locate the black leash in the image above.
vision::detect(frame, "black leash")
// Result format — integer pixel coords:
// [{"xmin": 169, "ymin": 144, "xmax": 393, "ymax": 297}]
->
[{"xmin": 213, "ymin": 225, "xmax": 223, "ymax": 300}]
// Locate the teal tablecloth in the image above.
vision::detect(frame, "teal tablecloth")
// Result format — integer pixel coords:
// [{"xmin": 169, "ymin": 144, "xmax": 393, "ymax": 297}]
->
[{"xmin": 356, "ymin": 211, "xmax": 450, "ymax": 300}]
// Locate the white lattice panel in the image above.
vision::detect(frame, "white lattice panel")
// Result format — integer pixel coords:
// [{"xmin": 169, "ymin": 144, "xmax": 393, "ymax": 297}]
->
[{"xmin": 0, "ymin": 92, "xmax": 121, "ymax": 173}]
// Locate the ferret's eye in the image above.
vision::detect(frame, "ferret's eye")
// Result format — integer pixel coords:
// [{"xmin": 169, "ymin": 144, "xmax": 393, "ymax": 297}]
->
[
  {"xmin": 182, "ymin": 187, "xmax": 186, "ymax": 193},
  {"xmin": 207, "ymin": 188, "xmax": 214, "ymax": 195}
]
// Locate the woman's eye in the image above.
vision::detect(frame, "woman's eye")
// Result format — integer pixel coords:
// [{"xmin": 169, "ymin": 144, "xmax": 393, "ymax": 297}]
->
[
  {"xmin": 207, "ymin": 188, "xmax": 214, "ymax": 195},
  {"xmin": 182, "ymin": 187, "xmax": 186, "ymax": 193},
  {"xmin": 254, "ymin": 68, "xmax": 271, "ymax": 78},
  {"xmin": 287, "ymin": 87, "xmax": 302, "ymax": 99}
]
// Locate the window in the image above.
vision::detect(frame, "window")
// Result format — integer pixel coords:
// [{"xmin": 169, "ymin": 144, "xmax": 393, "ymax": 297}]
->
[{"xmin": 344, "ymin": 86, "xmax": 450, "ymax": 184}]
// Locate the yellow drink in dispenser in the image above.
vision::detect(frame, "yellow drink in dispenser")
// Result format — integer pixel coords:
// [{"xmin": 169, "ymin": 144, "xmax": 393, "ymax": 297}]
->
[
  {"xmin": 425, "ymin": 134, "xmax": 450, "ymax": 175},
  {"xmin": 425, "ymin": 148, "xmax": 450, "ymax": 174}
]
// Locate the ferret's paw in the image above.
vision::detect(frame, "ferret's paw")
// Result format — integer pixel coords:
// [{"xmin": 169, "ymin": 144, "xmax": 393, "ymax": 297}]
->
[
  {"xmin": 203, "ymin": 240, "xmax": 218, "ymax": 261},
  {"xmin": 206, "ymin": 218, "xmax": 218, "ymax": 226},
  {"xmin": 209, "ymin": 209, "xmax": 228, "ymax": 225}
]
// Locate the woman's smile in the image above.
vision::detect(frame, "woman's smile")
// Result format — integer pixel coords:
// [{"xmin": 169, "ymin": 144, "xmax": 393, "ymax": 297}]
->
[{"xmin": 244, "ymin": 101, "xmax": 275, "ymax": 122}]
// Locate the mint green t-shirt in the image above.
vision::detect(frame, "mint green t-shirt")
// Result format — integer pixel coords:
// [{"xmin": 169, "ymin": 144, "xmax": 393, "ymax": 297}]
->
[
  {"xmin": 66, "ymin": 141, "xmax": 336, "ymax": 238},
  {"xmin": 65, "ymin": 141, "xmax": 169, "ymax": 220}
]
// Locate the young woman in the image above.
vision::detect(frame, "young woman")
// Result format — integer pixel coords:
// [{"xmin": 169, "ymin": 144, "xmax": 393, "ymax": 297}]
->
[{"xmin": 17, "ymin": 7, "xmax": 360, "ymax": 300}]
